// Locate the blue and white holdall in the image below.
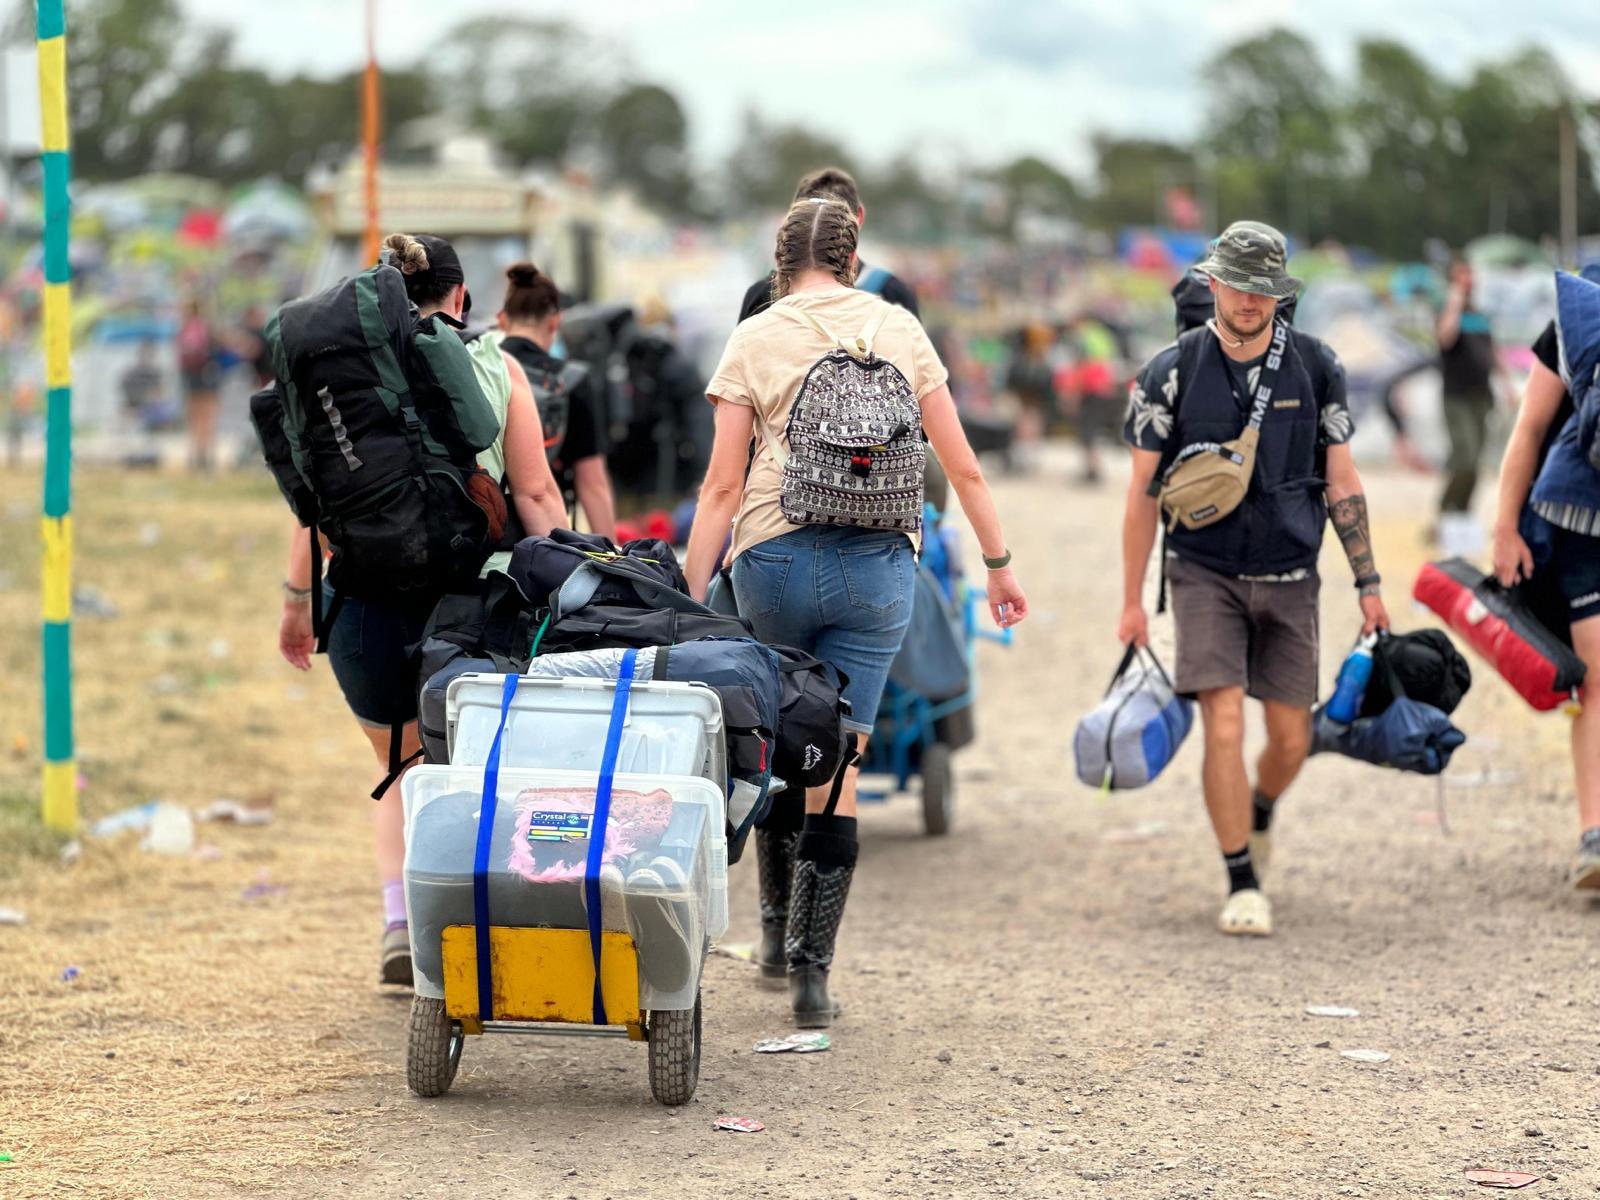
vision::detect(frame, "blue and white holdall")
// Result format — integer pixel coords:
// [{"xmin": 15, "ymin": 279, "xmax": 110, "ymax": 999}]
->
[{"xmin": 1073, "ymin": 645, "xmax": 1194, "ymax": 791}]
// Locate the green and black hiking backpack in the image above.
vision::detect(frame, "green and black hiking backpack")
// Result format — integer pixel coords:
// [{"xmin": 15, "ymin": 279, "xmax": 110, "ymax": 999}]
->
[{"xmin": 251, "ymin": 261, "xmax": 505, "ymax": 630}]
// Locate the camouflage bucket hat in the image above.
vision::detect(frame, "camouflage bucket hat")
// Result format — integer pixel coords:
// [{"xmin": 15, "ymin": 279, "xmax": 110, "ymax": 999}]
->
[{"xmin": 1197, "ymin": 221, "xmax": 1302, "ymax": 300}]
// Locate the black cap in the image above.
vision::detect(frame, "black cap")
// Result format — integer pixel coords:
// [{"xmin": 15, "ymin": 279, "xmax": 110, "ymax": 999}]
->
[{"xmin": 410, "ymin": 233, "xmax": 464, "ymax": 288}]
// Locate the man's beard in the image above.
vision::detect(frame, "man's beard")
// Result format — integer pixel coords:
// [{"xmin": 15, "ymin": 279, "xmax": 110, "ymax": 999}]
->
[{"xmin": 1217, "ymin": 309, "xmax": 1269, "ymax": 343}]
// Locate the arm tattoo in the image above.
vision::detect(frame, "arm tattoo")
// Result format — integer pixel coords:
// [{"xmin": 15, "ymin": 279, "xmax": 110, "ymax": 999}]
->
[{"xmin": 1329, "ymin": 494, "xmax": 1376, "ymax": 581}]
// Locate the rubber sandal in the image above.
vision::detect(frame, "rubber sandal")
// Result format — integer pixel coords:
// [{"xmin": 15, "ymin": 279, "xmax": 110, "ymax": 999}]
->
[{"xmin": 1218, "ymin": 888, "xmax": 1273, "ymax": 937}]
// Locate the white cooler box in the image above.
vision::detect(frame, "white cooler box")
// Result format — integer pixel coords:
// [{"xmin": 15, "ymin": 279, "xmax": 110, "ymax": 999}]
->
[
  {"xmin": 402, "ymin": 765, "xmax": 728, "ymax": 1012},
  {"xmin": 446, "ymin": 675, "xmax": 728, "ymax": 786}
]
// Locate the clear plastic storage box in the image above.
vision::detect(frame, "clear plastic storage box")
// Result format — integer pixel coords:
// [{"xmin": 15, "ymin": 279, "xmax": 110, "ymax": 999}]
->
[
  {"xmin": 402, "ymin": 765, "xmax": 727, "ymax": 1012},
  {"xmin": 446, "ymin": 675, "xmax": 727, "ymax": 784}
]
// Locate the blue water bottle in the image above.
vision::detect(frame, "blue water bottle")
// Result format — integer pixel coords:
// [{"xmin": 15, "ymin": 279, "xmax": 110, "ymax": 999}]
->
[{"xmin": 1326, "ymin": 636, "xmax": 1376, "ymax": 725}]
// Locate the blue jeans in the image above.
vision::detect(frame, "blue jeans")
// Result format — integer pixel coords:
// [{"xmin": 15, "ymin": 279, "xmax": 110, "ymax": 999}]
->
[{"xmin": 732, "ymin": 527, "xmax": 916, "ymax": 733}]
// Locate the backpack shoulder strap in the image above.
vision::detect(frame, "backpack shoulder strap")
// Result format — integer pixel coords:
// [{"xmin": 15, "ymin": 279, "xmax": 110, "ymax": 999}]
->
[
  {"xmin": 1290, "ymin": 330, "xmax": 1334, "ymax": 474},
  {"xmin": 750, "ymin": 398, "xmax": 790, "ymax": 470},
  {"xmin": 857, "ymin": 265, "xmax": 890, "ymax": 295},
  {"xmin": 1146, "ymin": 331, "xmax": 1207, "ymax": 494},
  {"xmin": 775, "ymin": 303, "xmax": 842, "ymax": 348},
  {"xmin": 853, "ymin": 309, "xmax": 889, "ymax": 359}
]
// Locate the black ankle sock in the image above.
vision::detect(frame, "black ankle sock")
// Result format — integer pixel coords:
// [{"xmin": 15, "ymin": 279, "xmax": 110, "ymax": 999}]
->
[
  {"xmin": 1222, "ymin": 846, "xmax": 1259, "ymax": 894},
  {"xmin": 1251, "ymin": 790, "xmax": 1278, "ymax": 834},
  {"xmin": 797, "ymin": 814, "xmax": 859, "ymax": 869}
]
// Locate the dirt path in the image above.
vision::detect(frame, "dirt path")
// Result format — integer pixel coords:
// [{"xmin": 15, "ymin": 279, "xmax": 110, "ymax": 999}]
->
[{"xmin": 3, "ymin": 459, "xmax": 1597, "ymax": 1199}]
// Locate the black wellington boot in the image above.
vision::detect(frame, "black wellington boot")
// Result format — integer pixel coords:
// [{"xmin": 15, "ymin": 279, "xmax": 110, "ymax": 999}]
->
[
  {"xmin": 785, "ymin": 814, "xmax": 857, "ymax": 1029},
  {"xmin": 755, "ymin": 827, "xmax": 797, "ymax": 985}
]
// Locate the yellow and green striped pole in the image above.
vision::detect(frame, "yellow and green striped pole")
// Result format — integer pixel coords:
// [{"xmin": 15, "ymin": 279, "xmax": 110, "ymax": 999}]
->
[{"xmin": 37, "ymin": 0, "xmax": 75, "ymax": 833}]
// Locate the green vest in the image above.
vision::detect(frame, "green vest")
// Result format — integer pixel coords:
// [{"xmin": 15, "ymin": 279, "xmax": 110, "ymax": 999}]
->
[{"xmin": 466, "ymin": 334, "xmax": 514, "ymax": 575}]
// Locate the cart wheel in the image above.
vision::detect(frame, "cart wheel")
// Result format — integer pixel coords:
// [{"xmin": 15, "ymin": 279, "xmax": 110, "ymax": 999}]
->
[
  {"xmin": 921, "ymin": 743, "xmax": 955, "ymax": 836},
  {"xmin": 647, "ymin": 991, "xmax": 702, "ymax": 1106},
  {"xmin": 935, "ymin": 705, "xmax": 977, "ymax": 752},
  {"xmin": 406, "ymin": 996, "xmax": 463, "ymax": 1098}
]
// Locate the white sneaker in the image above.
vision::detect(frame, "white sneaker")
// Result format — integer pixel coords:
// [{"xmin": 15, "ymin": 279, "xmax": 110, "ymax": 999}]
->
[{"xmin": 1219, "ymin": 888, "xmax": 1273, "ymax": 937}]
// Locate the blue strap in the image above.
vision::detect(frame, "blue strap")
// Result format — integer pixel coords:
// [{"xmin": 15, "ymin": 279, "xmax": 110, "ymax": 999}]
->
[
  {"xmin": 857, "ymin": 264, "xmax": 890, "ymax": 295},
  {"xmin": 584, "ymin": 648, "xmax": 638, "ymax": 1025},
  {"xmin": 472, "ymin": 672, "xmax": 521, "ymax": 1022}
]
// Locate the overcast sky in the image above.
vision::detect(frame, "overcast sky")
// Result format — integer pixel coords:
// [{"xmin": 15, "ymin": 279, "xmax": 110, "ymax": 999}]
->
[{"xmin": 187, "ymin": 0, "xmax": 1600, "ymax": 177}]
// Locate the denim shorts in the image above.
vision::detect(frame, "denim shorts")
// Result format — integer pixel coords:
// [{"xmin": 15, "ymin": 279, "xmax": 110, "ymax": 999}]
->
[
  {"xmin": 323, "ymin": 586, "xmax": 433, "ymax": 729},
  {"xmin": 731, "ymin": 526, "xmax": 917, "ymax": 733}
]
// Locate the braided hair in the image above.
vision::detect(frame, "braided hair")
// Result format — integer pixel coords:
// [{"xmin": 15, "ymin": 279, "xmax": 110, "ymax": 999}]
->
[{"xmin": 770, "ymin": 198, "xmax": 859, "ymax": 304}]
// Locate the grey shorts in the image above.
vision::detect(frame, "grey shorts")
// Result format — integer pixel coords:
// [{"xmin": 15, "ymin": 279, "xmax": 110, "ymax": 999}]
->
[{"xmin": 1168, "ymin": 555, "xmax": 1321, "ymax": 708}]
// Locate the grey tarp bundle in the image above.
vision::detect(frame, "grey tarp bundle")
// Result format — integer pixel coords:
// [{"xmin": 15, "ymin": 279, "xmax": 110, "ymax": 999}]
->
[
  {"xmin": 887, "ymin": 562, "xmax": 970, "ymax": 702},
  {"xmin": 1073, "ymin": 645, "xmax": 1194, "ymax": 790}
]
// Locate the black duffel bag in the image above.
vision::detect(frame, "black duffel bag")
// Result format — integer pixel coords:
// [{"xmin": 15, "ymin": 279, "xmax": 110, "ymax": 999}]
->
[
  {"xmin": 771, "ymin": 647, "xmax": 853, "ymax": 790},
  {"xmin": 539, "ymin": 557, "xmax": 753, "ymax": 654},
  {"xmin": 1360, "ymin": 629, "xmax": 1471, "ymax": 719},
  {"xmin": 507, "ymin": 530, "xmax": 687, "ymax": 608}
]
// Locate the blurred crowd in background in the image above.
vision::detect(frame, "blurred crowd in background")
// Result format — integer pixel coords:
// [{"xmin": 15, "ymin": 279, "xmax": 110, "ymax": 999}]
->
[{"xmin": 1, "ymin": 2, "xmax": 1595, "ymax": 521}]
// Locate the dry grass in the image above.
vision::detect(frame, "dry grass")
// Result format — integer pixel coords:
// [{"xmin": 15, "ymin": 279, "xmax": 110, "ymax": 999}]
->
[{"xmin": 0, "ymin": 468, "xmax": 399, "ymax": 1198}]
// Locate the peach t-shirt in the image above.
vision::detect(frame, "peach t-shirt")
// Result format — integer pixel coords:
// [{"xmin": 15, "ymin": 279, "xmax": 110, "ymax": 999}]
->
[{"xmin": 707, "ymin": 287, "xmax": 948, "ymax": 560}]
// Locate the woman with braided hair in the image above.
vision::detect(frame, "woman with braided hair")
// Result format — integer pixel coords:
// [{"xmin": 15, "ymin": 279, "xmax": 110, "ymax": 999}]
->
[{"xmin": 685, "ymin": 198, "xmax": 1027, "ymax": 1026}]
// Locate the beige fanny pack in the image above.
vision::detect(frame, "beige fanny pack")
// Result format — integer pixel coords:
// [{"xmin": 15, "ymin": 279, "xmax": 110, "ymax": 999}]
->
[{"xmin": 1158, "ymin": 320, "xmax": 1288, "ymax": 532}]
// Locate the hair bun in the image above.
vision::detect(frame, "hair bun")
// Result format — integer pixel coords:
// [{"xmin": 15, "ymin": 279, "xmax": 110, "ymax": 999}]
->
[
  {"xmin": 383, "ymin": 232, "xmax": 429, "ymax": 275},
  {"xmin": 505, "ymin": 261, "xmax": 543, "ymax": 288}
]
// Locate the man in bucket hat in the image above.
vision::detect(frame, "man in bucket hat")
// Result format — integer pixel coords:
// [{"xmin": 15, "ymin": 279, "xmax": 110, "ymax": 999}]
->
[{"xmin": 1118, "ymin": 220, "xmax": 1390, "ymax": 937}]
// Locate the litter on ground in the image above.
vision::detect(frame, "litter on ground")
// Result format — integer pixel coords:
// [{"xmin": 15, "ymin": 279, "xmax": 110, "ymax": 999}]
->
[
  {"xmin": 1339, "ymin": 1049, "xmax": 1390, "ymax": 1064},
  {"xmin": 1101, "ymin": 820, "xmax": 1169, "ymax": 844},
  {"xmin": 88, "ymin": 802, "xmax": 158, "ymax": 838},
  {"xmin": 755, "ymin": 1033, "xmax": 831, "ymax": 1054},
  {"xmin": 1464, "ymin": 1169, "xmax": 1540, "ymax": 1189},
  {"xmin": 197, "ymin": 796, "xmax": 275, "ymax": 826}
]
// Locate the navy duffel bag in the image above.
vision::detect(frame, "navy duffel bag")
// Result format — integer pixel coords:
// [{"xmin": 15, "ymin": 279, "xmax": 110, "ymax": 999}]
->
[{"xmin": 1313, "ymin": 648, "xmax": 1466, "ymax": 775}]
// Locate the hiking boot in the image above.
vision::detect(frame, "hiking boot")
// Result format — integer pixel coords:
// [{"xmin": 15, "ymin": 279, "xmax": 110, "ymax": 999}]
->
[
  {"xmin": 755, "ymin": 828, "xmax": 797, "ymax": 987},
  {"xmin": 1571, "ymin": 842, "xmax": 1600, "ymax": 892},
  {"xmin": 380, "ymin": 924, "xmax": 414, "ymax": 987},
  {"xmin": 785, "ymin": 859, "xmax": 853, "ymax": 1028},
  {"xmin": 1218, "ymin": 888, "xmax": 1273, "ymax": 937}
]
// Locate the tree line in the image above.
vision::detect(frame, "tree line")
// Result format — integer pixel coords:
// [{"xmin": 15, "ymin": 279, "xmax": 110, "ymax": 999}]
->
[{"xmin": 40, "ymin": 2, "xmax": 1600, "ymax": 259}]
